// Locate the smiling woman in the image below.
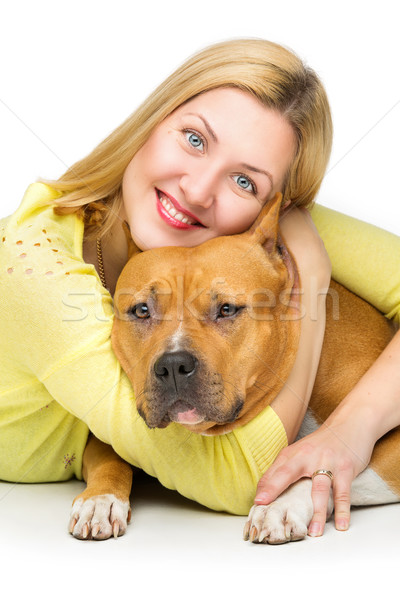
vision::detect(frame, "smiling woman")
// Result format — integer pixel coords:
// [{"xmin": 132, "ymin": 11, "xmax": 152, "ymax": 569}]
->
[
  {"xmin": 45, "ymin": 38, "xmax": 332, "ymax": 241},
  {"xmin": 120, "ymin": 88, "xmax": 297, "ymax": 250}
]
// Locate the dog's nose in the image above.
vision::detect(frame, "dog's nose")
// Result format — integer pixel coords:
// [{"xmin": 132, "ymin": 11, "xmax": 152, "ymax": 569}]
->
[{"xmin": 154, "ymin": 351, "xmax": 197, "ymax": 393}]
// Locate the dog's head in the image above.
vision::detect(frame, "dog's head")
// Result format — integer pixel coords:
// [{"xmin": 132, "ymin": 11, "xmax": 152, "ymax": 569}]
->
[{"xmin": 111, "ymin": 193, "xmax": 300, "ymax": 435}]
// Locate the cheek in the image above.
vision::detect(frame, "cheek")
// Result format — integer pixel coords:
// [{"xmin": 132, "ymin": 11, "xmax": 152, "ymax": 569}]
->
[
  {"xmin": 121, "ymin": 142, "xmax": 174, "ymax": 210},
  {"xmin": 121, "ymin": 161, "xmax": 135, "ymax": 204},
  {"xmin": 137, "ymin": 132, "xmax": 183, "ymax": 180},
  {"xmin": 219, "ymin": 202, "xmax": 262, "ymax": 235}
]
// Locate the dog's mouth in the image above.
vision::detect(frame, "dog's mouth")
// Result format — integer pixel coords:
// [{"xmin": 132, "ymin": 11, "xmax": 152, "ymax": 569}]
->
[{"xmin": 167, "ymin": 400, "xmax": 205, "ymax": 425}]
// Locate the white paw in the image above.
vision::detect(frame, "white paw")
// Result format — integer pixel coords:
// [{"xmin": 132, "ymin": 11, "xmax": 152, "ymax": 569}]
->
[
  {"xmin": 68, "ymin": 494, "xmax": 131, "ymax": 540},
  {"xmin": 243, "ymin": 479, "xmax": 314, "ymax": 544},
  {"xmin": 243, "ymin": 502, "xmax": 310, "ymax": 544}
]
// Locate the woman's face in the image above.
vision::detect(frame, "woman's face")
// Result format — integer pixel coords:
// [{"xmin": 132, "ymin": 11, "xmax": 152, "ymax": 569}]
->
[{"xmin": 121, "ymin": 88, "xmax": 296, "ymax": 250}]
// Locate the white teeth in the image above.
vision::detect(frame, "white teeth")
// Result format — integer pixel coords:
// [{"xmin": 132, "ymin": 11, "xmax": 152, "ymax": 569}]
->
[
  {"xmin": 176, "ymin": 212, "xmax": 188, "ymax": 223},
  {"xmin": 159, "ymin": 193, "xmax": 196, "ymax": 225},
  {"xmin": 167, "ymin": 204, "xmax": 177, "ymax": 217}
]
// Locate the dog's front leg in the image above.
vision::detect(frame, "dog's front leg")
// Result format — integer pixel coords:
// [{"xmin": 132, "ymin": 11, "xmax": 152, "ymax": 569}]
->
[{"xmin": 69, "ymin": 435, "xmax": 133, "ymax": 540}]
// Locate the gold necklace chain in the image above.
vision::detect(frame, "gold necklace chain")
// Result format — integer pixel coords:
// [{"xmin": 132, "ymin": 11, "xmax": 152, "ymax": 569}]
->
[{"xmin": 96, "ymin": 238, "xmax": 108, "ymax": 289}]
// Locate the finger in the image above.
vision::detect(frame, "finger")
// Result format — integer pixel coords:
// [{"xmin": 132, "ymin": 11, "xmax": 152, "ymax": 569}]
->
[
  {"xmin": 308, "ymin": 474, "xmax": 332, "ymax": 537},
  {"xmin": 332, "ymin": 473, "xmax": 353, "ymax": 531},
  {"xmin": 254, "ymin": 461, "xmax": 305, "ymax": 505}
]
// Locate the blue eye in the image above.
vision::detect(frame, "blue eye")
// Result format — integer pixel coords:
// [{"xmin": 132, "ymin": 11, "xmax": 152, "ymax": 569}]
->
[
  {"xmin": 185, "ymin": 131, "xmax": 204, "ymax": 151},
  {"xmin": 234, "ymin": 174, "xmax": 256, "ymax": 193}
]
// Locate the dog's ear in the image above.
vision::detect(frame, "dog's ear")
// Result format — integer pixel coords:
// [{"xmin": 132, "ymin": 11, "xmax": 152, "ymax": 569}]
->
[
  {"xmin": 248, "ymin": 192, "xmax": 282, "ymax": 253},
  {"xmin": 123, "ymin": 221, "xmax": 142, "ymax": 259}
]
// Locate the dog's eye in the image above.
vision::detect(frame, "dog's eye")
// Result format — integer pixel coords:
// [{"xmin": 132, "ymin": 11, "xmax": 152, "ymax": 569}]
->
[
  {"xmin": 129, "ymin": 303, "xmax": 150, "ymax": 319},
  {"xmin": 218, "ymin": 303, "xmax": 238, "ymax": 319}
]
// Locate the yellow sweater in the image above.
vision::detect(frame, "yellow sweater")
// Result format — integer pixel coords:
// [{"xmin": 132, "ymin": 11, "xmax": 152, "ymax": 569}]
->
[{"xmin": 0, "ymin": 183, "xmax": 399, "ymax": 514}]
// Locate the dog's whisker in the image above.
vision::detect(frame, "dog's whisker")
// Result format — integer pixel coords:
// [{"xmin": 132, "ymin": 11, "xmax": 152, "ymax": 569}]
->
[
  {"xmin": 134, "ymin": 388, "xmax": 147, "ymax": 402},
  {"xmin": 220, "ymin": 376, "xmax": 242, "ymax": 394},
  {"xmin": 251, "ymin": 381, "xmax": 276, "ymax": 394}
]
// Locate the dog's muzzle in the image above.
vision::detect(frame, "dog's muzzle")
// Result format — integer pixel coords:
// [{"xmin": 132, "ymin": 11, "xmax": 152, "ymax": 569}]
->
[
  {"xmin": 138, "ymin": 350, "xmax": 243, "ymax": 430},
  {"xmin": 147, "ymin": 350, "xmax": 204, "ymax": 426}
]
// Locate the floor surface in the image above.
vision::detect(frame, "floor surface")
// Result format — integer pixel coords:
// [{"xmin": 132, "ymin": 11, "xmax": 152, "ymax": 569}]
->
[{"xmin": 1, "ymin": 474, "xmax": 398, "ymax": 599}]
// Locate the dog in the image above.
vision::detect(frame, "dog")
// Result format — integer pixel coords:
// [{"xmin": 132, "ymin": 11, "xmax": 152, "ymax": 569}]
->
[{"xmin": 68, "ymin": 193, "xmax": 400, "ymax": 542}]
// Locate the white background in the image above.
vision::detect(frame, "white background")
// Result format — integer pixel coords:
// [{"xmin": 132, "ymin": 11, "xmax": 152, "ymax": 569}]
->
[
  {"xmin": 1, "ymin": 1, "xmax": 399, "ymax": 597},
  {"xmin": 1, "ymin": 0, "xmax": 400, "ymax": 233}
]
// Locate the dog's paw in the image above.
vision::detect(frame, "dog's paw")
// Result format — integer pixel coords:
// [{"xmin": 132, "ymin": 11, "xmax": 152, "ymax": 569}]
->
[
  {"xmin": 243, "ymin": 479, "xmax": 314, "ymax": 544},
  {"xmin": 243, "ymin": 502, "xmax": 309, "ymax": 544},
  {"xmin": 68, "ymin": 494, "xmax": 131, "ymax": 540}
]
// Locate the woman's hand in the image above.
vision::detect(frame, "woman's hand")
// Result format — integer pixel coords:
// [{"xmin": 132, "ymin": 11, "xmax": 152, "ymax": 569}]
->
[
  {"xmin": 255, "ymin": 329, "xmax": 400, "ymax": 536},
  {"xmin": 254, "ymin": 416, "xmax": 374, "ymax": 536}
]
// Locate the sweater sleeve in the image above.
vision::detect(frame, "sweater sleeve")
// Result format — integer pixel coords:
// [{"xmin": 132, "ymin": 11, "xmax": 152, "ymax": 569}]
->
[
  {"xmin": 310, "ymin": 204, "xmax": 400, "ymax": 324},
  {"xmin": 1, "ymin": 229, "xmax": 127, "ymax": 444}
]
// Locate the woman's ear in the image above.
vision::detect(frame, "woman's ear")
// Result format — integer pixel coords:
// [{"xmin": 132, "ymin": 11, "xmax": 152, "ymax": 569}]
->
[
  {"xmin": 122, "ymin": 221, "xmax": 142, "ymax": 259},
  {"xmin": 282, "ymin": 199, "xmax": 291, "ymax": 210}
]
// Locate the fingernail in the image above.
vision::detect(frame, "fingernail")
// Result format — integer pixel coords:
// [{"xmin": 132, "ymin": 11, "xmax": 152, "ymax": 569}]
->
[
  {"xmin": 254, "ymin": 493, "xmax": 270, "ymax": 504},
  {"xmin": 336, "ymin": 519, "xmax": 349, "ymax": 531},
  {"xmin": 308, "ymin": 522, "xmax": 321, "ymax": 537}
]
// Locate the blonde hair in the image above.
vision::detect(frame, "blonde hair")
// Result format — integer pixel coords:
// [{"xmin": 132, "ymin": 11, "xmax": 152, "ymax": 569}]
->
[{"xmin": 43, "ymin": 38, "xmax": 333, "ymax": 239}]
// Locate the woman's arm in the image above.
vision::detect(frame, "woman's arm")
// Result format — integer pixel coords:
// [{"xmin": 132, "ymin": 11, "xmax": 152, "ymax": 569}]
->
[
  {"xmin": 270, "ymin": 206, "xmax": 331, "ymax": 443},
  {"xmin": 255, "ymin": 205, "xmax": 400, "ymax": 536}
]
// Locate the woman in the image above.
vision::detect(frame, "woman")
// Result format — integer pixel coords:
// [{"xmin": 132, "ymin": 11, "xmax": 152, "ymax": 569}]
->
[{"xmin": 1, "ymin": 39, "xmax": 399, "ymax": 535}]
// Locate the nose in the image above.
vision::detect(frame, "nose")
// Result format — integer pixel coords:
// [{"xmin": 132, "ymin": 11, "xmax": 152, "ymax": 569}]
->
[
  {"xmin": 154, "ymin": 351, "xmax": 197, "ymax": 394},
  {"xmin": 179, "ymin": 167, "xmax": 218, "ymax": 209}
]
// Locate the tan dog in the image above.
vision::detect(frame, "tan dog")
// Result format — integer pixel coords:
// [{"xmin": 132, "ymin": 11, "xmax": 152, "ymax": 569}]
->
[{"xmin": 69, "ymin": 194, "xmax": 400, "ymax": 542}]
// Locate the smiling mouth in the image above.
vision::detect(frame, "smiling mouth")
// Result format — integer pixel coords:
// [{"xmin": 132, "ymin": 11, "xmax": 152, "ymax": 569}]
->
[{"xmin": 156, "ymin": 189, "xmax": 205, "ymax": 228}]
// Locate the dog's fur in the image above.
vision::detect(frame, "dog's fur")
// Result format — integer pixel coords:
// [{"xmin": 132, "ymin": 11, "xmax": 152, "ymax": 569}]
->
[{"xmin": 69, "ymin": 194, "xmax": 400, "ymax": 542}]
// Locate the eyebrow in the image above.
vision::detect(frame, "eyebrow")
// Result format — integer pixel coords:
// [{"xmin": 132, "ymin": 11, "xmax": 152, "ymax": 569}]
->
[
  {"xmin": 239, "ymin": 163, "xmax": 274, "ymax": 188},
  {"xmin": 185, "ymin": 112, "xmax": 274, "ymax": 187},
  {"xmin": 186, "ymin": 112, "xmax": 219, "ymax": 143}
]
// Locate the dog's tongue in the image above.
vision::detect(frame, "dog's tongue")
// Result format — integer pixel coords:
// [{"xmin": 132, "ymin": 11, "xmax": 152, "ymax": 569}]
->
[{"xmin": 169, "ymin": 401, "xmax": 203, "ymax": 425}]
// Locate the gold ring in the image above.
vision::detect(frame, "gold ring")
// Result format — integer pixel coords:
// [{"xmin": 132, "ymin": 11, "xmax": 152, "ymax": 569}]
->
[{"xmin": 312, "ymin": 469, "xmax": 333, "ymax": 482}]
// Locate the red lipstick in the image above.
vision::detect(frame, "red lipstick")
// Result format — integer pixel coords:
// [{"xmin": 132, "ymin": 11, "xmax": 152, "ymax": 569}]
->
[{"xmin": 156, "ymin": 189, "xmax": 205, "ymax": 230}]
